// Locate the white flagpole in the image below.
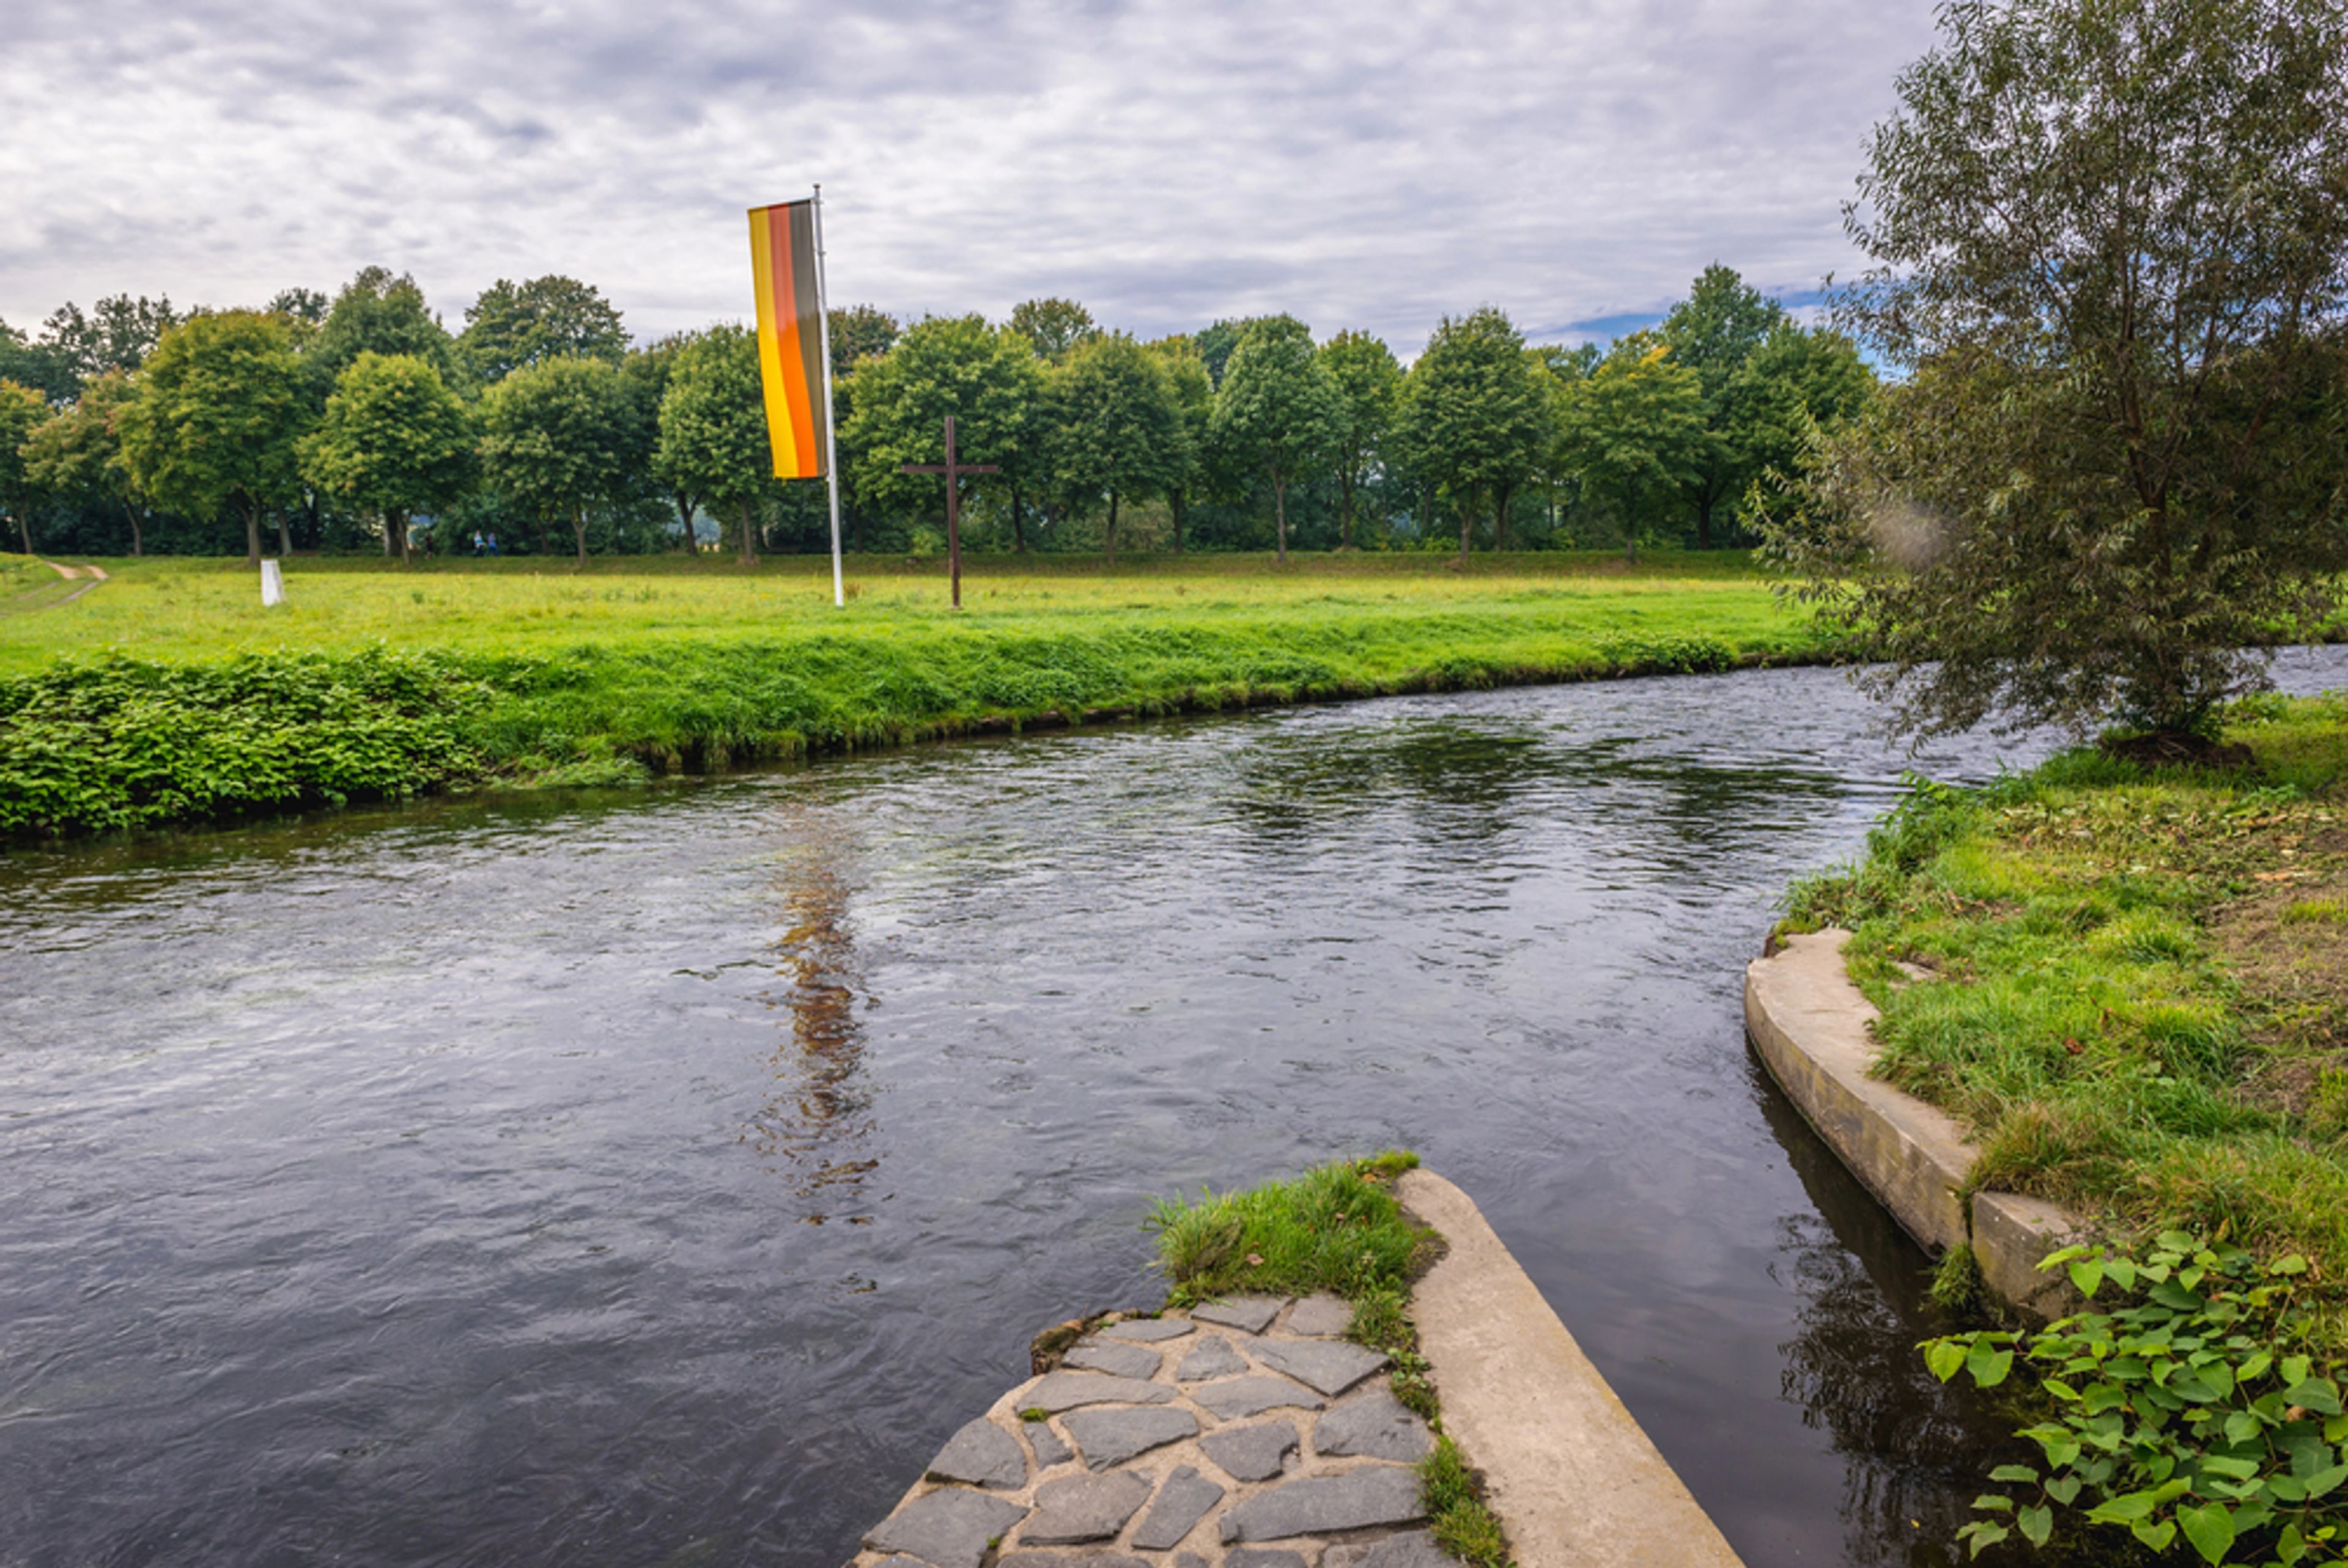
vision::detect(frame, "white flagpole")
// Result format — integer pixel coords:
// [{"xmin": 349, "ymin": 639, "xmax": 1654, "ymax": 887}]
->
[{"xmin": 811, "ymin": 184, "xmax": 846, "ymax": 609}]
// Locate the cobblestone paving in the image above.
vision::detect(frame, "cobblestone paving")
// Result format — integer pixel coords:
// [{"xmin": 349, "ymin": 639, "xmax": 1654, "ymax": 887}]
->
[{"xmin": 849, "ymin": 1295, "xmax": 1444, "ymax": 1568}]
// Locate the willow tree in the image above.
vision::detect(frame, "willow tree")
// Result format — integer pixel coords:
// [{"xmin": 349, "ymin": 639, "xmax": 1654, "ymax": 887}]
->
[{"xmin": 1767, "ymin": 0, "xmax": 2348, "ymax": 743}]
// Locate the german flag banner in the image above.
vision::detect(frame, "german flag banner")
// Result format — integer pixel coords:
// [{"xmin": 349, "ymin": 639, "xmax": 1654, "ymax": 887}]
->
[{"xmin": 748, "ymin": 199, "xmax": 828, "ymax": 479}]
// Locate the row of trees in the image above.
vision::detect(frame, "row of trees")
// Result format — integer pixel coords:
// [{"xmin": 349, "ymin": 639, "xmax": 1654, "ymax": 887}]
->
[{"xmin": 0, "ymin": 264, "xmax": 1874, "ymax": 564}]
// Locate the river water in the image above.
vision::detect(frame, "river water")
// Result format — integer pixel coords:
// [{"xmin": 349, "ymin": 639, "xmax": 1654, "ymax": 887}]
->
[{"xmin": 7, "ymin": 650, "xmax": 2347, "ymax": 1568}]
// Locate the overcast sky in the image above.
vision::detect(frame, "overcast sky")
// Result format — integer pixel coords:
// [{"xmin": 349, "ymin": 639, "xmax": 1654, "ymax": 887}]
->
[{"xmin": 1, "ymin": 0, "xmax": 1940, "ymax": 355}]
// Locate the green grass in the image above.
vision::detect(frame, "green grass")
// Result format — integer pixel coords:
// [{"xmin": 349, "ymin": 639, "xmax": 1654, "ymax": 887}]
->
[
  {"xmin": 0, "ymin": 551, "xmax": 1838, "ymax": 839},
  {"xmin": 1785, "ymin": 693, "xmax": 2348, "ymax": 1352},
  {"xmin": 1148, "ymin": 1150, "xmax": 1428, "ymax": 1305},
  {"xmin": 1148, "ymin": 1151, "xmax": 1513, "ymax": 1567}
]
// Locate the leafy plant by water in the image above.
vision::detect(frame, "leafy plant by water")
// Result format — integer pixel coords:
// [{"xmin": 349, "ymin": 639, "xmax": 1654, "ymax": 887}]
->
[{"xmin": 1925, "ymin": 1234, "xmax": 2347, "ymax": 1565}]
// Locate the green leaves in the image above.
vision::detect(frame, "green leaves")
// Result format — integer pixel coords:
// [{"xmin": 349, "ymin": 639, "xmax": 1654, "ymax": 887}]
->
[{"xmin": 1927, "ymin": 1234, "xmax": 2345, "ymax": 1567}]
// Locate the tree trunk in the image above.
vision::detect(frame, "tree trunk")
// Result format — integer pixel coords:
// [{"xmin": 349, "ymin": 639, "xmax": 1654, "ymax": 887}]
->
[
  {"xmin": 1340, "ymin": 472, "xmax": 1356, "ymax": 550},
  {"xmin": 571, "ymin": 504, "xmax": 589, "ymax": 567},
  {"xmin": 737, "ymin": 499, "xmax": 758, "ymax": 566},
  {"xmin": 1273, "ymin": 476, "xmax": 1288, "ymax": 563},
  {"xmin": 531, "ymin": 515, "xmax": 550, "ymax": 557},
  {"xmin": 277, "ymin": 507, "xmax": 293, "ymax": 558},
  {"xmin": 1170, "ymin": 494, "xmax": 1184, "ymax": 553},
  {"xmin": 396, "ymin": 510, "xmax": 413, "ymax": 565},
  {"xmin": 674, "ymin": 491, "xmax": 697, "ymax": 551},
  {"xmin": 1010, "ymin": 482, "xmax": 1027, "ymax": 552},
  {"xmin": 12, "ymin": 510, "xmax": 29, "ymax": 555},
  {"xmin": 242, "ymin": 499, "xmax": 262, "ymax": 567},
  {"xmin": 1494, "ymin": 482, "xmax": 1513, "ymax": 553},
  {"xmin": 1105, "ymin": 491, "xmax": 1118, "ymax": 567},
  {"xmin": 122, "ymin": 502, "xmax": 144, "ymax": 557},
  {"xmin": 1457, "ymin": 496, "xmax": 1472, "ymax": 564},
  {"xmin": 382, "ymin": 512, "xmax": 396, "ymax": 556}
]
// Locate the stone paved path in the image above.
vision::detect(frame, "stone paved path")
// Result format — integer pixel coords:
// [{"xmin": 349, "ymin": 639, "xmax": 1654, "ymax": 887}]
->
[{"xmin": 849, "ymin": 1295, "xmax": 1447, "ymax": 1568}]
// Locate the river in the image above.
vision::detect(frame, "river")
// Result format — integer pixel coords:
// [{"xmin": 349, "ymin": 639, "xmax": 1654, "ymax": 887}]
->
[{"xmin": 7, "ymin": 649, "xmax": 2347, "ymax": 1568}]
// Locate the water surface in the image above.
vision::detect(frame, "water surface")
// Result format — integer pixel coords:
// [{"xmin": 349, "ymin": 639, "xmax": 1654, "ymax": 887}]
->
[{"xmin": 8, "ymin": 650, "xmax": 2346, "ymax": 1567}]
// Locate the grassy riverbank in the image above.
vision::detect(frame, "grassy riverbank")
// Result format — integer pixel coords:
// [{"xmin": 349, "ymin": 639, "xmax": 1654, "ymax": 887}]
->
[
  {"xmin": 0, "ymin": 551, "xmax": 1835, "ymax": 840},
  {"xmin": 1785, "ymin": 694, "xmax": 2348, "ymax": 1347}
]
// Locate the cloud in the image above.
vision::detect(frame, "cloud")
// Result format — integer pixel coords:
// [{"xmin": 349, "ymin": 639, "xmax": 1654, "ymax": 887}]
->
[{"xmin": 0, "ymin": 0, "xmax": 1938, "ymax": 354}]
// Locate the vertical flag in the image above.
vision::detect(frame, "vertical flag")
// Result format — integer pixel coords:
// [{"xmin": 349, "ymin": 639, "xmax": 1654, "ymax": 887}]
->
[{"xmin": 748, "ymin": 199, "xmax": 829, "ymax": 479}]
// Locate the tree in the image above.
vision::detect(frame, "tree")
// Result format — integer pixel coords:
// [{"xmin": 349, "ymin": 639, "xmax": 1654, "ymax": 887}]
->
[
  {"xmin": 1729, "ymin": 325, "xmax": 1875, "ymax": 531},
  {"xmin": 1146, "ymin": 336, "xmax": 1214, "ymax": 552},
  {"xmin": 459, "ymin": 276, "xmax": 628, "ymax": 385},
  {"xmin": 654, "ymin": 325, "xmax": 775, "ymax": 564},
  {"xmin": 309, "ymin": 268, "xmax": 458, "ymax": 393},
  {"xmin": 1318, "ymin": 330, "xmax": 1402, "ymax": 549},
  {"xmin": 1555, "ymin": 336, "xmax": 1706, "ymax": 561},
  {"xmin": 841, "ymin": 315, "xmax": 1042, "ymax": 545},
  {"xmin": 0, "ymin": 381, "xmax": 47, "ymax": 553},
  {"xmin": 1661, "ymin": 266, "xmax": 1789, "ymax": 548},
  {"xmin": 1209, "ymin": 317, "xmax": 1341, "ymax": 562},
  {"xmin": 479, "ymin": 355, "xmax": 635, "ymax": 565},
  {"xmin": 1008, "ymin": 298, "xmax": 1097, "ymax": 363},
  {"xmin": 1398, "ymin": 307, "xmax": 1552, "ymax": 560},
  {"xmin": 20, "ymin": 370, "xmax": 149, "ymax": 554},
  {"xmin": 301, "ymin": 353, "xmax": 476, "ymax": 562},
  {"xmin": 1767, "ymin": 0, "xmax": 2348, "ymax": 742},
  {"xmin": 828, "ymin": 304, "xmax": 900, "ymax": 378},
  {"xmin": 117, "ymin": 310, "xmax": 311, "ymax": 565},
  {"xmin": 1046, "ymin": 333, "xmax": 1187, "ymax": 565},
  {"xmin": 39, "ymin": 295, "xmax": 180, "ymax": 388}
]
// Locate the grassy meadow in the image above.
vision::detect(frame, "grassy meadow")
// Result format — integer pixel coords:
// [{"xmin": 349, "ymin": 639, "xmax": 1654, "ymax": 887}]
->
[
  {"xmin": 1786, "ymin": 695, "xmax": 2348, "ymax": 1347},
  {"xmin": 0, "ymin": 550, "xmax": 1837, "ymax": 839}
]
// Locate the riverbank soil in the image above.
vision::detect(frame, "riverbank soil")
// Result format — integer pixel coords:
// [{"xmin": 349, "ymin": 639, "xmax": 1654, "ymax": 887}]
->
[
  {"xmin": 1784, "ymin": 693, "xmax": 2348, "ymax": 1350},
  {"xmin": 0, "ymin": 552, "xmax": 1835, "ymax": 840}
]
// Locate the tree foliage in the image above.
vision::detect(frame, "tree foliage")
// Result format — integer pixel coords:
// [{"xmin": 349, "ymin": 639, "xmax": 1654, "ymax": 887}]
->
[
  {"xmin": 459, "ymin": 276, "xmax": 628, "ymax": 385},
  {"xmin": 1319, "ymin": 330, "xmax": 1402, "ymax": 549},
  {"xmin": 478, "ymin": 355, "xmax": 637, "ymax": 565},
  {"xmin": 654, "ymin": 325, "xmax": 775, "ymax": 564},
  {"xmin": 1209, "ymin": 317, "xmax": 1341, "ymax": 562},
  {"xmin": 1555, "ymin": 337, "xmax": 1707, "ymax": 560},
  {"xmin": 309, "ymin": 268, "xmax": 457, "ymax": 394},
  {"xmin": 1398, "ymin": 308, "xmax": 1551, "ymax": 558},
  {"xmin": 1008, "ymin": 297, "xmax": 1098, "ymax": 363},
  {"xmin": 1766, "ymin": 0, "xmax": 2348, "ymax": 740},
  {"xmin": 828, "ymin": 304, "xmax": 901, "ymax": 378},
  {"xmin": 1046, "ymin": 333, "xmax": 1187, "ymax": 564},
  {"xmin": 20, "ymin": 370, "xmax": 147, "ymax": 554},
  {"xmin": 841, "ymin": 315, "xmax": 1042, "ymax": 520},
  {"xmin": 117, "ymin": 310, "xmax": 311, "ymax": 565},
  {"xmin": 0, "ymin": 381, "xmax": 47, "ymax": 553},
  {"xmin": 301, "ymin": 353, "xmax": 476, "ymax": 561}
]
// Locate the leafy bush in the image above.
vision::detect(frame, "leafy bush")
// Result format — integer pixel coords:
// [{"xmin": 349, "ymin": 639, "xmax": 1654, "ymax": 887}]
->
[{"xmin": 1924, "ymin": 1234, "xmax": 2347, "ymax": 1565}]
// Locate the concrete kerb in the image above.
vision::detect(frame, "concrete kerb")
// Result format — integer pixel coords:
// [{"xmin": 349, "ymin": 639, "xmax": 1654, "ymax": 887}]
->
[
  {"xmin": 1397, "ymin": 1169, "xmax": 1746, "ymax": 1568},
  {"xmin": 1744, "ymin": 929, "xmax": 2088, "ymax": 1320},
  {"xmin": 844, "ymin": 1166, "xmax": 1746, "ymax": 1568}
]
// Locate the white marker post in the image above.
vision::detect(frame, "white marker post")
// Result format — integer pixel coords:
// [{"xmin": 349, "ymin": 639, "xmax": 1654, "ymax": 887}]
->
[
  {"xmin": 811, "ymin": 185, "xmax": 846, "ymax": 609},
  {"xmin": 260, "ymin": 559, "xmax": 284, "ymax": 607}
]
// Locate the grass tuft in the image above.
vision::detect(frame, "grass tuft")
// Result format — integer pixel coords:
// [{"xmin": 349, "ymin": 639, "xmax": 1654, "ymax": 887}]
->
[
  {"xmin": 1420, "ymin": 1436, "xmax": 1513, "ymax": 1568},
  {"xmin": 1147, "ymin": 1151, "xmax": 1426, "ymax": 1305}
]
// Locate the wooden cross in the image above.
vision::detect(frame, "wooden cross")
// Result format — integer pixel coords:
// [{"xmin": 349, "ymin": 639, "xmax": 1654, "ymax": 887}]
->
[{"xmin": 899, "ymin": 415, "xmax": 997, "ymax": 610}]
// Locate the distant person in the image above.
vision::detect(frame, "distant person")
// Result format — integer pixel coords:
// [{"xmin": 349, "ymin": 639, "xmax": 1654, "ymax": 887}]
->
[
  {"xmin": 471, "ymin": 531, "xmax": 484, "ymax": 557},
  {"xmin": 487, "ymin": 532, "xmax": 500, "ymax": 557}
]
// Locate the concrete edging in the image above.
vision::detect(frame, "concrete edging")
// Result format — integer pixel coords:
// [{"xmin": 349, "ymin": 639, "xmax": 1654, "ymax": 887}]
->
[
  {"xmin": 1743, "ymin": 930, "xmax": 2087, "ymax": 1320},
  {"xmin": 1397, "ymin": 1168, "xmax": 1745, "ymax": 1568}
]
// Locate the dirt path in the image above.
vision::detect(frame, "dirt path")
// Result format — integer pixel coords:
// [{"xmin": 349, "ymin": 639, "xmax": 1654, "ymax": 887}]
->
[{"xmin": 2, "ymin": 558, "xmax": 110, "ymax": 615}]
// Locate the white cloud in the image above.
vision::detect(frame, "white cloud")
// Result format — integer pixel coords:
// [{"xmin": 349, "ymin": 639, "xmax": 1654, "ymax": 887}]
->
[{"xmin": 0, "ymin": 0, "xmax": 1938, "ymax": 353}]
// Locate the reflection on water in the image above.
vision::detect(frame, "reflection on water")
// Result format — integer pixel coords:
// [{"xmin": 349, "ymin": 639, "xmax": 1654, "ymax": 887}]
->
[
  {"xmin": 753, "ymin": 818, "xmax": 880, "ymax": 1219},
  {"xmin": 4, "ymin": 649, "xmax": 2346, "ymax": 1568}
]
